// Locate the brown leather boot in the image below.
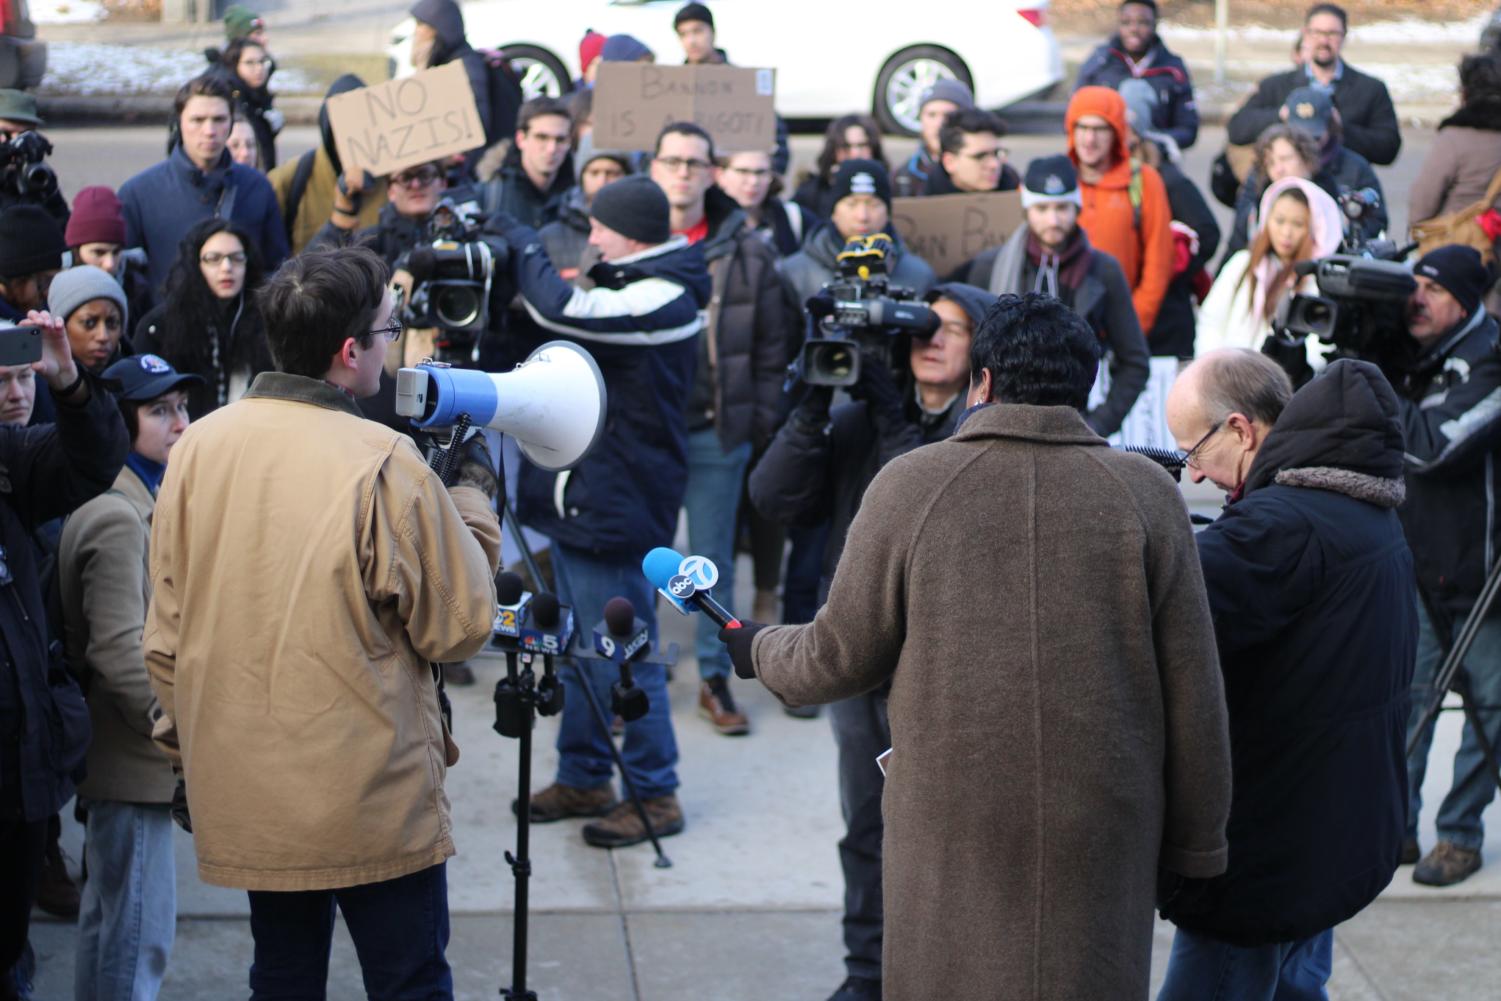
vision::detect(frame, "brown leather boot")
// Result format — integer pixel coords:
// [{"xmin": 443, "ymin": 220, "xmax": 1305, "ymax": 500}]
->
[
  {"xmin": 698, "ymin": 678, "xmax": 750, "ymax": 736},
  {"xmin": 1413, "ymin": 841, "xmax": 1483, "ymax": 886},
  {"xmin": 581, "ymin": 794, "xmax": 685, "ymax": 848},
  {"xmin": 514, "ymin": 782, "xmax": 617, "ymax": 823}
]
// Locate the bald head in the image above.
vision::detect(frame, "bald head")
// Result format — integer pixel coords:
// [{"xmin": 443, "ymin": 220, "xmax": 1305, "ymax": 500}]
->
[{"xmin": 1167, "ymin": 350, "xmax": 1292, "ymax": 493}]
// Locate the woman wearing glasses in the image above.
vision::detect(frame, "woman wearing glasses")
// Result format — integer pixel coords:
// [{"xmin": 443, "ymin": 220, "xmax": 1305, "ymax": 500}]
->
[
  {"xmin": 206, "ymin": 37, "xmax": 282, "ymax": 171},
  {"xmin": 135, "ymin": 218, "xmax": 273, "ymax": 419}
]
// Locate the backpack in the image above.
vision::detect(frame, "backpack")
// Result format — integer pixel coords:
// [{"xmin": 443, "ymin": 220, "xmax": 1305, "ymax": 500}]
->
[
  {"xmin": 283, "ymin": 149, "xmax": 317, "ymax": 244},
  {"xmin": 1410, "ymin": 165, "xmax": 1501, "ymax": 266},
  {"xmin": 1127, "ymin": 156, "xmax": 1143, "ymax": 231},
  {"xmin": 477, "ymin": 48, "xmax": 524, "ymax": 144}
]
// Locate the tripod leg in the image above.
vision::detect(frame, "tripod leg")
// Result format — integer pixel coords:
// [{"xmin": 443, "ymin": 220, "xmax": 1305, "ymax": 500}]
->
[{"xmin": 566, "ymin": 659, "xmax": 673, "ymax": 868}]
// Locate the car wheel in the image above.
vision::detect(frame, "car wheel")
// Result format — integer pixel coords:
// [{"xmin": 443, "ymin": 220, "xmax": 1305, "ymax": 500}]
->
[
  {"xmin": 874, "ymin": 45, "xmax": 971, "ymax": 137},
  {"xmin": 502, "ymin": 45, "xmax": 572, "ymax": 101}
]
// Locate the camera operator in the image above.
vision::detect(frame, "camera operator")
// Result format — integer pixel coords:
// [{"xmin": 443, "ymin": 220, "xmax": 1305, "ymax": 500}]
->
[
  {"xmin": 0, "ymin": 90, "xmax": 67, "ymax": 229},
  {"xmin": 747, "ymin": 281, "xmax": 993, "ymax": 1001},
  {"xmin": 1394, "ymin": 245, "xmax": 1501, "ymax": 888},
  {"xmin": 724, "ymin": 292, "xmax": 1231, "ymax": 1000},
  {"xmin": 312, "ymin": 159, "xmax": 453, "ymax": 265},
  {"xmin": 957, "ymin": 155, "xmax": 1149, "ymax": 437},
  {"xmin": 487, "ymin": 175, "xmax": 708, "ymax": 849},
  {"xmin": 1159, "ymin": 350, "xmax": 1414, "ymax": 998},
  {"xmin": 142, "ymin": 247, "xmax": 502, "ymax": 997},
  {"xmin": 1, "ymin": 309, "xmax": 130, "ymax": 999},
  {"xmin": 781, "ymin": 160, "xmax": 936, "ymax": 303}
]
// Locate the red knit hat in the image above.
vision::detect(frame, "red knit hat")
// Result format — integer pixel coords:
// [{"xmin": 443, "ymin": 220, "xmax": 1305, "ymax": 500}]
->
[
  {"xmin": 579, "ymin": 30, "xmax": 606, "ymax": 76},
  {"xmin": 65, "ymin": 186, "xmax": 127, "ymax": 248}
]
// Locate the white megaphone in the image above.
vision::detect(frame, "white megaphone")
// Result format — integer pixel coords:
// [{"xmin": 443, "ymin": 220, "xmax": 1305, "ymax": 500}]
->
[{"xmin": 393, "ymin": 340, "xmax": 607, "ymax": 471}]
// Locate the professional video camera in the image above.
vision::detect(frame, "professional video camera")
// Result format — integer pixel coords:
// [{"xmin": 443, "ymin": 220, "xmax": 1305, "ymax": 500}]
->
[
  {"xmin": 397, "ymin": 197, "xmax": 512, "ymax": 364},
  {"xmin": 1271, "ymin": 252, "xmax": 1416, "ymax": 365},
  {"xmin": 794, "ymin": 233, "xmax": 939, "ymax": 387},
  {"xmin": 0, "ymin": 131, "xmax": 58, "ymax": 203}
]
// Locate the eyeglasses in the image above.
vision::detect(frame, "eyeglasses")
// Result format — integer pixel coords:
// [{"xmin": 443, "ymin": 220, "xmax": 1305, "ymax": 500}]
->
[
  {"xmin": 1072, "ymin": 122, "xmax": 1115, "ymax": 137},
  {"xmin": 962, "ymin": 146, "xmax": 1008, "ymax": 162},
  {"xmin": 1183, "ymin": 421, "xmax": 1223, "ymax": 469},
  {"xmin": 369, "ymin": 286, "xmax": 405, "ymax": 342},
  {"xmin": 392, "ymin": 165, "xmax": 442, "ymax": 188},
  {"xmin": 1305, "ymin": 27, "xmax": 1345, "ymax": 39},
  {"xmin": 655, "ymin": 155, "xmax": 712, "ymax": 175},
  {"xmin": 201, "ymin": 251, "xmax": 247, "ymax": 267}
]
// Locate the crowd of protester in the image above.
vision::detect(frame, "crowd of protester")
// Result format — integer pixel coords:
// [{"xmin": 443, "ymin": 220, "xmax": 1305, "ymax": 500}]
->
[{"xmin": 2, "ymin": 0, "xmax": 1501, "ymax": 998}]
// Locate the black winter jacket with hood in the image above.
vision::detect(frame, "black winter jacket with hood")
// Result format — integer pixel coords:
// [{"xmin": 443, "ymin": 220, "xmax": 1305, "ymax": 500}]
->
[
  {"xmin": 1227, "ymin": 63, "xmax": 1402, "ymax": 166},
  {"xmin": 1394, "ymin": 309, "xmax": 1501, "ymax": 617},
  {"xmin": 1162, "ymin": 359, "xmax": 1415, "ymax": 946}
]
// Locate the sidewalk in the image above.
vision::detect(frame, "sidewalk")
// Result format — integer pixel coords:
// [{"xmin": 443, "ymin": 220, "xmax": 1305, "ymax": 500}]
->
[{"xmin": 24, "ymin": 502, "xmax": 1501, "ymax": 999}]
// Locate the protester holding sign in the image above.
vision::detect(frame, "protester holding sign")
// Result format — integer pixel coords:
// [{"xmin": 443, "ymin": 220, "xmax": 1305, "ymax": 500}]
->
[
  {"xmin": 671, "ymin": 3, "xmax": 790, "ymax": 174},
  {"xmin": 408, "ymin": 0, "xmax": 497, "ymax": 156},
  {"xmin": 957, "ymin": 155, "xmax": 1148, "ymax": 436}
]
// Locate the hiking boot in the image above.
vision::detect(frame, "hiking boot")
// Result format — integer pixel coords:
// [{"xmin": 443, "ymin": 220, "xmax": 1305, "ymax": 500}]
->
[
  {"xmin": 581, "ymin": 794, "xmax": 685, "ymax": 848},
  {"xmin": 827, "ymin": 975, "xmax": 882, "ymax": 1001},
  {"xmin": 1413, "ymin": 841, "xmax": 1483, "ymax": 886},
  {"xmin": 35, "ymin": 837, "xmax": 80, "ymax": 919},
  {"xmin": 1400, "ymin": 836, "xmax": 1421, "ymax": 865},
  {"xmin": 699, "ymin": 678, "xmax": 750, "ymax": 736},
  {"xmin": 515, "ymin": 782, "xmax": 617, "ymax": 823},
  {"xmin": 784, "ymin": 703, "xmax": 821, "ymax": 720},
  {"xmin": 442, "ymin": 661, "xmax": 476, "ymax": 686}
]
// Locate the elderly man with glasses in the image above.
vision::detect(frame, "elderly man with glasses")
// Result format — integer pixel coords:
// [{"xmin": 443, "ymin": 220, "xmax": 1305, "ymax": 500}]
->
[{"xmin": 1159, "ymin": 348, "xmax": 1415, "ymax": 999}]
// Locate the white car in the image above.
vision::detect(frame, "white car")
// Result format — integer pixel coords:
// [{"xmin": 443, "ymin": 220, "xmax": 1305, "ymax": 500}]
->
[{"xmin": 391, "ymin": 0, "xmax": 1063, "ymax": 135}]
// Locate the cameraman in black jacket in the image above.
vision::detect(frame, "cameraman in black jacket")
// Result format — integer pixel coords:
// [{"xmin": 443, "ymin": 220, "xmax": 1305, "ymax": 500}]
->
[
  {"xmin": 1397, "ymin": 245, "xmax": 1501, "ymax": 888},
  {"xmin": 748, "ymin": 281, "xmax": 994, "ymax": 1001}
]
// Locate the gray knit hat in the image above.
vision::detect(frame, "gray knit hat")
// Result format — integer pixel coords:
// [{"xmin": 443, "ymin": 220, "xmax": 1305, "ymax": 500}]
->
[
  {"xmin": 48, "ymin": 264, "xmax": 129, "ymax": 330},
  {"xmin": 920, "ymin": 79, "xmax": 975, "ymax": 114}
]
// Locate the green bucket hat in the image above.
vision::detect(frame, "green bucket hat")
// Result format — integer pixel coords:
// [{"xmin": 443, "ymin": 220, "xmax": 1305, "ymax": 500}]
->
[{"xmin": 0, "ymin": 90, "xmax": 43, "ymax": 127}]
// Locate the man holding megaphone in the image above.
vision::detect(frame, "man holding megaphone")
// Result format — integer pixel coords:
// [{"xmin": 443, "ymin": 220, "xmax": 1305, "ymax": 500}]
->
[{"xmin": 485, "ymin": 174, "xmax": 711, "ymax": 848}]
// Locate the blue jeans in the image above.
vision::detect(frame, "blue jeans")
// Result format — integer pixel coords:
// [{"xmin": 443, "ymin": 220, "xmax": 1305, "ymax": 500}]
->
[
  {"xmin": 782, "ymin": 521, "xmax": 830, "ymax": 626},
  {"xmin": 246, "ymin": 863, "xmax": 452, "ymax": 1001},
  {"xmin": 683, "ymin": 429, "xmax": 752, "ymax": 681},
  {"xmin": 74, "ymin": 801, "xmax": 176, "ymax": 1001},
  {"xmin": 1405, "ymin": 600, "xmax": 1501, "ymax": 850},
  {"xmin": 551, "ymin": 542, "xmax": 679, "ymax": 799},
  {"xmin": 1157, "ymin": 928, "xmax": 1333, "ymax": 1001}
]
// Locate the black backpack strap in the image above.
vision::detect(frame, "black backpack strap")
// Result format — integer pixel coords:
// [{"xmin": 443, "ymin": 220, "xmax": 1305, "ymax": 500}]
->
[{"xmin": 285, "ymin": 149, "xmax": 318, "ymax": 242}]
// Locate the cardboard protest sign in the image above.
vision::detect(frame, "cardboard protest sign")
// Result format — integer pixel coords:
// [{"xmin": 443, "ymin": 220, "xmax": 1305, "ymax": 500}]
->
[
  {"xmin": 592, "ymin": 63, "xmax": 776, "ymax": 153},
  {"xmin": 889, "ymin": 191, "xmax": 1023, "ymax": 282},
  {"xmin": 326, "ymin": 63, "xmax": 486, "ymax": 179}
]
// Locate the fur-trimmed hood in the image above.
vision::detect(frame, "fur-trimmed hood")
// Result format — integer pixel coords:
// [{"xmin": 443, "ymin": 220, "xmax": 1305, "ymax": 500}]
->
[{"xmin": 1243, "ymin": 358, "xmax": 1406, "ymax": 508}]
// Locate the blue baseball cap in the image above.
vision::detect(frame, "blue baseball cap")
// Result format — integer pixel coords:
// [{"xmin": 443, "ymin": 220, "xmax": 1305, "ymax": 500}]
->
[{"xmin": 103, "ymin": 353, "xmax": 203, "ymax": 401}]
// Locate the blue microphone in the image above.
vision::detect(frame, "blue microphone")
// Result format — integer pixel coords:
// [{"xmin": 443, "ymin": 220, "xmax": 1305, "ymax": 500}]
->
[{"xmin": 641, "ymin": 547, "xmax": 741, "ymax": 630}]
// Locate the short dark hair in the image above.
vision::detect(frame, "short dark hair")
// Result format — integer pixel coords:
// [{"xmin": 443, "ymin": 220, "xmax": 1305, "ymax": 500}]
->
[
  {"xmin": 174, "ymin": 73, "xmax": 235, "ymax": 121},
  {"xmin": 969, "ymin": 293, "xmax": 1099, "ymax": 410},
  {"xmin": 938, "ymin": 108, "xmax": 1008, "ymax": 157},
  {"xmin": 1305, "ymin": 3, "xmax": 1347, "ymax": 29},
  {"xmin": 1197, "ymin": 349, "xmax": 1293, "ymax": 427},
  {"xmin": 655, "ymin": 121, "xmax": 716, "ymax": 162},
  {"xmin": 1459, "ymin": 51, "xmax": 1501, "ymax": 106},
  {"xmin": 257, "ymin": 247, "xmax": 391, "ymax": 379},
  {"xmin": 517, "ymin": 96, "xmax": 572, "ymax": 134}
]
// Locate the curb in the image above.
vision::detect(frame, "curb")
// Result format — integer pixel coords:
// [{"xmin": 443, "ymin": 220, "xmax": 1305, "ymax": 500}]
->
[{"xmin": 37, "ymin": 93, "xmax": 325, "ymax": 126}]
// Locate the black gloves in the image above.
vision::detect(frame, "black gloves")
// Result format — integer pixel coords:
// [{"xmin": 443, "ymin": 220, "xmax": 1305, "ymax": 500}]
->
[
  {"xmin": 792, "ymin": 383, "xmax": 835, "ymax": 431},
  {"xmin": 849, "ymin": 356, "xmax": 904, "ymax": 418},
  {"xmin": 719, "ymin": 621, "xmax": 767, "ymax": 680}
]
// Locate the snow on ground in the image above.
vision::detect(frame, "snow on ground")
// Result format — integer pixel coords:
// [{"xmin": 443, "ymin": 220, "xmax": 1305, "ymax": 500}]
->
[
  {"xmin": 31, "ymin": 0, "xmax": 107, "ymax": 24},
  {"xmin": 42, "ymin": 42, "xmax": 316, "ymax": 95},
  {"xmin": 1158, "ymin": 11, "xmax": 1490, "ymax": 45}
]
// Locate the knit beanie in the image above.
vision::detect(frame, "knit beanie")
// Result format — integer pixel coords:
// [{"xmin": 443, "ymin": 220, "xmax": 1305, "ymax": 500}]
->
[
  {"xmin": 674, "ymin": 3, "xmax": 714, "ymax": 30},
  {"xmin": 0, "ymin": 204, "xmax": 66, "ymax": 276},
  {"xmin": 919, "ymin": 79, "xmax": 975, "ymax": 114},
  {"xmin": 830, "ymin": 159, "xmax": 892, "ymax": 211},
  {"xmin": 47, "ymin": 265, "xmax": 129, "ymax": 330},
  {"xmin": 1021, "ymin": 155, "xmax": 1081, "ymax": 208},
  {"xmin": 601, "ymin": 34, "xmax": 654, "ymax": 63},
  {"xmin": 579, "ymin": 30, "xmax": 607, "ymax": 75},
  {"xmin": 591, "ymin": 176, "xmax": 670, "ymax": 244},
  {"xmin": 223, "ymin": 4, "xmax": 264, "ymax": 42},
  {"xmin": 1415, "ymin": 245, "xmax": 1489, "ymax": 318},
  {"xmin": 65, "ymin": 186, "xmax": 127, "ymax": 248}
]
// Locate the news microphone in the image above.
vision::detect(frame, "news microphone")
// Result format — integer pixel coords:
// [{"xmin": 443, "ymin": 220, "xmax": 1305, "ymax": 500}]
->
[
  {"xmin": 524, "ymin": 591, "xmax": 572, "ymax": 716},
  {"xmin": 596, "ymin": 596, "xmax": 651, "ymax": 721},
  {"xmin": 641, "ymin": 547, "xmax": 741, "ymax": 630},
  {"xmin": 491, "ymin": 571, "xmax": 532, "ymax": 646}
]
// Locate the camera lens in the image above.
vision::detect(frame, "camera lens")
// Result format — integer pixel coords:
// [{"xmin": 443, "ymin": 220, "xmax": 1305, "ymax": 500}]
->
[
  {"xmin": 817, "ymin": 344, "xmax": 855, "ymax": 382},
  {"xmin": 433, "ymin": 284, "xmax": 482, "ymax": 329}
]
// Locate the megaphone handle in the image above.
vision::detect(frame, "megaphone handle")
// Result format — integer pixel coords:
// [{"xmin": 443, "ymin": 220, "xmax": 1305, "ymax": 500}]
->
[{"xmin": 430, "ymin": 413, "xmax": 473, "ymax": 486}]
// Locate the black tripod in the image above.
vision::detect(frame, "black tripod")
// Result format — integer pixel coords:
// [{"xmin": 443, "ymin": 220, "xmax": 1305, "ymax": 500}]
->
[{"xmin": 1405, "ymin": 560, "xmax": 1501, "ymax": 795}]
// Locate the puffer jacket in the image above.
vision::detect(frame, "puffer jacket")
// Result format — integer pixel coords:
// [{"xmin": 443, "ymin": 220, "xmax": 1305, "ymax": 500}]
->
[
  {"xmin": 495, "ymin": 219, "xmax": 711, "ymax": 558},
  {"xmin": 1394, "ymin": 309, "xmax": 1501, "ymax": 616},
  {"xmin": 1075, "ymin": 35, "xmax": 1199, "ymax": 150},
  {"xmin": 143, "ymin": 374, "xmax": 501, "ymax": 891},
  {"xmin": 779, "ymin": 224, "xmax": 937, "ymax": 305},
  {"xmin": 686, "ymin": 187, "xmax": 797, "ymax": 452},
  {"xmin": 1165, "ymin": 359, "xmax": 1415, "ymax": 945}
]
